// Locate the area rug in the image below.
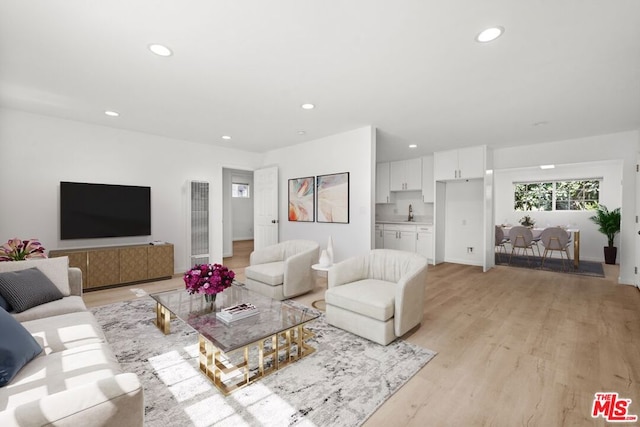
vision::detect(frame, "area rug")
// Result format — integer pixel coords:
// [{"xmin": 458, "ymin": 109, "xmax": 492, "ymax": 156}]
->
[
  {"xmin": 495, "ymin": 254, "xmax": 605, "ymax": 277},
  {"xmin": 91, "ymin": 298, "xmax": 436, "ymax": 427}
]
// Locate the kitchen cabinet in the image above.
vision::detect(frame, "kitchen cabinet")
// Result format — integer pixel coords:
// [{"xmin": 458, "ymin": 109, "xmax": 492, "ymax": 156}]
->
[
  {"xmin": 390, "ymin": 158, "xmax": 422, "ymax": 191},
  {"xmin": 381, "ymin": 224, "xmax": 417, "ymax": 252},
  {"xmin": 376, "ymin": 162, "xmax": 391, "ymax": 203},
  {"xmin": 434, "ymin": 146, "xmax": 485, "ymax": 181},
  {"xmin": 416, "ymin": 225, "xmax": 433, "ymax": 260},
  {"xmin": 422, "ymin": 155, "xmax": 434, "ymax": 203},
  {"xmin": 375, "ymin": 224, "xmax": 384, "ymax": 249}
]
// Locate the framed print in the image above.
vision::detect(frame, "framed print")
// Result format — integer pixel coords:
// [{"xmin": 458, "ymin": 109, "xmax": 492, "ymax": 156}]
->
[
  {"xmin": 316, "ymin": 172, "xmax": 349, "ymax": 223},
  {"xmin": 288, "ymin": 176, "xmax": 315, "ymax": 222}
]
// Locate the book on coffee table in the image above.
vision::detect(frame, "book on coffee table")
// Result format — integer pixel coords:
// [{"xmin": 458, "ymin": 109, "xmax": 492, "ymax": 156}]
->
[{"xmin": 216, "ymin": 302, "xmax": 259, "ymax": 323}]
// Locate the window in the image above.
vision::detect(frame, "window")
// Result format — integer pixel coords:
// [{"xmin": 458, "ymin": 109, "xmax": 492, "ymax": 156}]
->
[
  {"xmin": 514, "ymin": 179, "xmax": 600, "ymax": 211},
  {"xmin": 232, "ymin": 183, "xmax": 250, "ymax": 198}
]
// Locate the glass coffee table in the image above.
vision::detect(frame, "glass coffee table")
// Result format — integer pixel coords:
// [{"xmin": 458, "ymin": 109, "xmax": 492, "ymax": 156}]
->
[{"xmin": 150, "ymin": 282, "xmax": 319, "ymax": 395}]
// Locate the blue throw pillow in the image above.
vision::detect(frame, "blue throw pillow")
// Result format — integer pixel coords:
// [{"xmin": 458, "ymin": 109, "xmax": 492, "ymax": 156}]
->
[
  {"xmin": 0, "ymin": 293, "xmax": 10, "ymax": 311},
  {"xmin": 0, "ymin": 267, "xmax": 64, "ymax": 313},
  {"xmin": 0, "ymin": 307, "xmax": 43, "ymax": 387}
]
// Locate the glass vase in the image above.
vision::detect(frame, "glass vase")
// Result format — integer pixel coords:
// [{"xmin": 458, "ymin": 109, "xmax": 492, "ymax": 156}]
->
[{"xmin": 204, "ymin": 293, "xmax": 217, "ymax": 309}]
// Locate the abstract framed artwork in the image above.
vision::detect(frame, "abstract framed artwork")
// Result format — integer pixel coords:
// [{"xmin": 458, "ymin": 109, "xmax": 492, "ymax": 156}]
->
[
  {"xmin": 288, "ymin": 176, "xmax": 315, "ymax": 222},
  {"xmin": 316, "ymin": 172, "xmax": 349, "ymax": 224}
]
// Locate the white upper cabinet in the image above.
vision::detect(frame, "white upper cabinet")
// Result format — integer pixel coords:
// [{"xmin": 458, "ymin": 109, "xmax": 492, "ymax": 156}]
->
[
  {"xmin": 390, "ymin": 158, "xmax": 422, "ymax": 191},
  {"xmin": 421, "ymin": 155, "xmax": 434, "ymax": 203},
  {"xmin": 434, "ymin": 146, "xmax": 485, "ymax": 181},
  {"xmin": 375, "ymin": 162, "xmax": 391, "ymax": 203},
  {"xmin": 405, "ymin": 158, "xmax": 423, "ymax": 189},
  {"xmin": 458, "ymin": 146, "xmax": 485, "ymax": 179},
  {"xmin": 433, "ymin": 150, "xmax": 459, "ymax": 181}
]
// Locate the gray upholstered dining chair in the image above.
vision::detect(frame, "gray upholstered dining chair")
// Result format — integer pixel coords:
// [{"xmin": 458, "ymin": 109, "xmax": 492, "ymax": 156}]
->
[
  {"xmin": 508, "ymin": 226, "xmax": 540, "ymax": 266},
  {"xmin": 539, "ymin": 227, "xmax": 572, "ymax": 270},
  {"xmin": 495, "ymin": 225, "xmax": 509, "ymax": 262}
]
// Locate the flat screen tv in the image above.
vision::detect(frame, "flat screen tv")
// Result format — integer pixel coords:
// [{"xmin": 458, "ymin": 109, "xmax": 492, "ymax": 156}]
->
[{"xmin": 60, "ymin": 181, "xmax": 151, "ymax": 240}]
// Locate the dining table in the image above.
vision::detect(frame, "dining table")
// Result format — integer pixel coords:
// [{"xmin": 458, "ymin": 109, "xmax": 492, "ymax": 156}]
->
[{"xmin": 500, "ymin": 226, "xmax": 580, "ymax": 268}]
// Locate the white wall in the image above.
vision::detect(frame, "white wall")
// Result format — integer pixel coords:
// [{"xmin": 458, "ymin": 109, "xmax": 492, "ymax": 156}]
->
[
  {"xmin": 494, "ymin": 160, "xmax": 622, "ymax": 263},
  {"xmin": 0, "ymin": 109, "xmax": 263, "ymax": 274},
  {"xmin": 263, "ymin": 126, "xmax": 376, "ymax": 262},
  {"xmin": 444, "ymin": 180, "xmax": 484, "ymax": 266},
  {"xmin": 493, "ymin": 130, "xmax": 638, "ymax": 284}
]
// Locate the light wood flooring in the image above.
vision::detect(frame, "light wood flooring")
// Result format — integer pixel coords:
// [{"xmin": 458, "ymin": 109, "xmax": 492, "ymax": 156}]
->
[{"xmin": 83, "ymin": 241, "xmax": 640, "ymax": 426}]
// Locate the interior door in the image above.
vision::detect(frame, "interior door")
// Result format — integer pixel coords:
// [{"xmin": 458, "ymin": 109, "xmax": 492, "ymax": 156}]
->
[{"xmin": 254, "ymin": 166, "xmax": 279, "ymax": 250}]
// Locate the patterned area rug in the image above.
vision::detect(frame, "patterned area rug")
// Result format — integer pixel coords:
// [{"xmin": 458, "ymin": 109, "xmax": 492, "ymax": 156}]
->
[
  {"xmin": 91, "ymin": 298, "xmax": 436, "ymax": 427},
  {"xmin": 495, "ymin": 253, "xmax": 605, "ymax": 277}
]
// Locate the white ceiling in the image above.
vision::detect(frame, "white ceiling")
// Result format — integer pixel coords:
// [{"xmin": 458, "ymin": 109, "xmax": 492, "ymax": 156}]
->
[{"xmin": 1, "ymin": 1, "xmax": 639, "ymax": 162}]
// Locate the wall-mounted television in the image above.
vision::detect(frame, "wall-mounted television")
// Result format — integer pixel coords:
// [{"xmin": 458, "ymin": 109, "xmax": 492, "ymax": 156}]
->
[{"xmin": 60, "ymin": 181, "xmax": 151, "ymax": 240}]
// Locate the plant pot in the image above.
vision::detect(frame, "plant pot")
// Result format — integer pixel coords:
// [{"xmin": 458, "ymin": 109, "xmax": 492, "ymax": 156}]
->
[{"xmin": 603, "ymin": 246, "xmax": 617, "ymax": 265}]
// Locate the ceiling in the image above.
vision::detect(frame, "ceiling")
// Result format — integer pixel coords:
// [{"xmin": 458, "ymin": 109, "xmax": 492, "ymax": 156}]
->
[{"xmin": 1, "ymin": 1, "xmax": 639, "ymax": 162}]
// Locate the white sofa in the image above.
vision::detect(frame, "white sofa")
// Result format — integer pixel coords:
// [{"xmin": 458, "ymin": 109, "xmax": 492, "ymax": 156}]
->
[
  {"xmin": 244, "ymin": 240, "xmax": 319, "ymax": 300},
  {"xmin": 325, "ymin": 249, "xmax": 428, "ymax": 345},
  {"xmin": 0, "ymin": 258, "xmax": 144, "ymax": 427}
]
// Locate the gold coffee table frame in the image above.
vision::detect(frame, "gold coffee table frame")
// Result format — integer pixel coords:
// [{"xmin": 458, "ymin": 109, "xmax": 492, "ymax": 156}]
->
[
  {"xmin": 198, "ymin": 322, "xmax": 315, "ymax": 395},
  {"xmin": 154, "ymin": 299, "xmax": 317, "ymax": 395}
]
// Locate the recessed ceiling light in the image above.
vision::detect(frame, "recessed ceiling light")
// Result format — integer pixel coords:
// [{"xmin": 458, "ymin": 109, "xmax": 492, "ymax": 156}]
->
[
  {"xmin": 297, "ymin": 131, "xmax": 306, "ymax": 135},
  {"xmin": 540, "ymin": 164, "xmax": 555, "ymax": 170},
  {"xmin": 301, "ymin": 103, "xmax": 315, "ymax": 110},
  {"xmin": 475, "ymin": 27, "xmax": 504, "ymax": 43},
  {"xmin": 409, "ymin": 144, "xmax": 417, "ymax": 148},
  {"xmin": 221, "ymin": 135, "xmax": 232, "ymax": 140},
  {"xmin": 104, "ymin": 110, "xmax": 119, "ymax": 117},
  {"xmin": 148, "ymin": 44, "xmax": 173, "ymax": 57}
]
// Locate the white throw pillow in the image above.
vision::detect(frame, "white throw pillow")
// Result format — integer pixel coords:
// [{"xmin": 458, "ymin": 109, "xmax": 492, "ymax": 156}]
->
[{"xmin": 0, "ymin": 257, "xmax": 70, "ymax": 296}]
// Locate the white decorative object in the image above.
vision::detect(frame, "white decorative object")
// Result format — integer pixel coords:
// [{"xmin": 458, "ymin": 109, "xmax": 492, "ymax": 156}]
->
[
  {"xmin": 319, "ymin": 250, "xmax": 331, "ymax": 267},
  {"xmin": 327, "ymin": 236, "xmax": 334, "ymax": 264}
]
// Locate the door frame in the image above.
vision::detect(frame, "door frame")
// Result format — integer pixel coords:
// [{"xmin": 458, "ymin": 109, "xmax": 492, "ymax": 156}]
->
[{"xmin": 634, "ymin": 152, "xmax": 640, "ymax": 289}]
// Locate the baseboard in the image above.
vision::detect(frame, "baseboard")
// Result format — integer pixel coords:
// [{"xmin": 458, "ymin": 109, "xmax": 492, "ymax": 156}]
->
[{"xmin": 443, "ymin": 257, "xmax": 483, "ymax": 267}]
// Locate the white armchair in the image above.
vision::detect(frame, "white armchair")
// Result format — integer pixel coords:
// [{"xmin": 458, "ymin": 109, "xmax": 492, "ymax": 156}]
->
[
  {"xmin": 244, "ymin": 240, "xmax": 320, "ymax": 300},
  {"xmin": 325, "ymin": 249, "xmax": 428, "ymax": 345}
]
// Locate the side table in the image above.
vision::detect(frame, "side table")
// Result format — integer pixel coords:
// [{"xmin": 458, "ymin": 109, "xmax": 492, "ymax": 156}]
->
[{"xmin": 311, "ymin": 263, "xmax": 332, "ymax": 311}]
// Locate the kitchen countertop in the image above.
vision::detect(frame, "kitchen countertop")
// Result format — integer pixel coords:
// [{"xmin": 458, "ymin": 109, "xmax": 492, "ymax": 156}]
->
[{"xmin": 375, "ymin": 220, "xmax": 433, "ymax": 225}]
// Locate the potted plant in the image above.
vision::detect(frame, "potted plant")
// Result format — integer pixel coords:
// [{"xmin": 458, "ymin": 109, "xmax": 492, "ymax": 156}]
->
[
  {"xmin": 519, "ymin": 215, "xmax": 535, "ymax": 228},
  {"xmin": 0, "ymin": 238, "xmax": 47, "ymax": 261},
  {"xmin": 183, "ymin": 263, "xmax": 235, "ymax": 306},
  {"xmin": 589, "ymin": 205, "xmax": 621, "ymax": 264}
]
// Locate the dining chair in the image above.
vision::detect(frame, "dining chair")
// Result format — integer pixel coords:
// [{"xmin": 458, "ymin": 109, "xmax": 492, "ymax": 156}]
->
[
  {"xmin": 539, "ymin": 227, "xmax": 572, "ymax": 270},
  {"xmin": 495, "ymin": 225, "xmax": 508, "ymax": 262},
  {"xmin": 508, "ymin": 226, "xmax": 540, "ymax": 266}
]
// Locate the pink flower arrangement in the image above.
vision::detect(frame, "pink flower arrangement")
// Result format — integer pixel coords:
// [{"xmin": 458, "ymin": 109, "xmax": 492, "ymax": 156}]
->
[
  {"xmin": 183, "ymin": 263, "xmax": 235, "ymax": 296},
  {"xmin": 0, "ymin": 238, "xmax": 47, "ymax": 262}
]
